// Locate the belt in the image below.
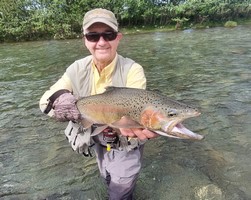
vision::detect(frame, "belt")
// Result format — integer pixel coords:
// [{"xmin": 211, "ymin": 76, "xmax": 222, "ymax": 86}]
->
[
  {"xmin": 101, "ymin": 131, "xmax": 119, "ymax": 151},
  {"xmin": 98, "ymin": 136, "xmax": 140, "ymax": 152},
  {"xmin": 92, "ymin": 126, "xmax": 119, "ymax": 151},
  {"xmin": 92, "ymin": 125, "xmax": 141, "ymax": 151}
]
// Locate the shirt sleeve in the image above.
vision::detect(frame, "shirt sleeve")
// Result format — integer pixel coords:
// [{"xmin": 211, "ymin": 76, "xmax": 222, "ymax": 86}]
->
[
  {"xmin": 126, "ymin": 63, "xmax": 146, "ymax": 89},
  {"xmin": 39, "ymin": 73, "xmax": 72, "ymax": 116}
]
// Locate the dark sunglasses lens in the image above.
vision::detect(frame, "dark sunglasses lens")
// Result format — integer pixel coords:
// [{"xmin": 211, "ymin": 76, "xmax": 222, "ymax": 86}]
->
[
  {"xmin": 85, "ymin": 32, "xmax": 118, "ymax": 42},
  {"xmin": 103, "ymin": 32, "xmax": 117, "ymax": 41},
  {"xmin": 85, "ymin": 33, "xmax": 100, "ymax": 42}
]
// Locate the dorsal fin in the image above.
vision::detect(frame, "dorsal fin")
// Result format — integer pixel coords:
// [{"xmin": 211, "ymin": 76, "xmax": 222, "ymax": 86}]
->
[{"xmin": 104, "ymin": 86, "xmax": 126, "ymax": 92}]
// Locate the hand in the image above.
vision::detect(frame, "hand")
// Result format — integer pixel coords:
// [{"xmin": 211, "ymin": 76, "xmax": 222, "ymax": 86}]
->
[
  {"xmin": 119, "ymin": 128, "xmax": 158, "ymax": 141},
  {"xmin": 53, "ymin": 93, "xmax": 81, "ymax": 122}
]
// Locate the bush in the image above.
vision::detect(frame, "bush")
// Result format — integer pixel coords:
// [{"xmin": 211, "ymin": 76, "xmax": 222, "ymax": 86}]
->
[{"xmin": 224, "ymin": 21, "xmax": 238, "ymax": 28}]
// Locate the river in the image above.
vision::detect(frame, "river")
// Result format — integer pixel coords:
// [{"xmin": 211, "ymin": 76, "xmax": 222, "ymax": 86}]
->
[{"xmin": 0, "ymin": 25, "xmax": 251, "ymax": 200}]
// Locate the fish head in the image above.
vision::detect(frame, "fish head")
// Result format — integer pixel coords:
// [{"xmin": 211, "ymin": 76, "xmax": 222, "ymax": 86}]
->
[
  {"xmin": 141, "ymin": 103, "xmax": 203, "ymax": 140},
  {"xmin": 161, "ymin": 106, "xmax": 203, "ymax": 140}
]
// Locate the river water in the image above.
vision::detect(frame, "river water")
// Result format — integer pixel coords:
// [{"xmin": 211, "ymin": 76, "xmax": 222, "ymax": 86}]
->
[{"xmin": 0, "ymin": 25, "xmax": 251, "ymax": 200}]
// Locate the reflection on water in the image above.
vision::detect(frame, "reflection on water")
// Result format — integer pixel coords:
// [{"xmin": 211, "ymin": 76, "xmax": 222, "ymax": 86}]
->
[{"xmin": 0, "ymin": 25, "xmax": 251, "ymax": 200}]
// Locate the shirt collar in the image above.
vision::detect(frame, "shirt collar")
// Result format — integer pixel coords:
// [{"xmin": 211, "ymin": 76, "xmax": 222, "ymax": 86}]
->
[{"xmin": 91, "ymin": 53, "xmax": 118, "ymax": 77}]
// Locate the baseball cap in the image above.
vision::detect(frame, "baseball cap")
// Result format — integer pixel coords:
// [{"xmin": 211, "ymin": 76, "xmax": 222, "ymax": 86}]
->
[{"xmin": 83, "ymin": 8, "xmax": 118, "ymax": 33}]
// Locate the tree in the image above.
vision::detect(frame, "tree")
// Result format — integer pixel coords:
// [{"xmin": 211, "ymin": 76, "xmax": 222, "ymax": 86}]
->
[{"xmin": 0, "ymin": 0, "xmax": 251, "ymax": 42}]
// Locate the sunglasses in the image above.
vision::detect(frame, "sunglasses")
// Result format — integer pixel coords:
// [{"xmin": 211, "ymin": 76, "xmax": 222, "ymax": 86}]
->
[{"xmin": 84, "ymin": 32, "xmax": 118, "ymax": 42}]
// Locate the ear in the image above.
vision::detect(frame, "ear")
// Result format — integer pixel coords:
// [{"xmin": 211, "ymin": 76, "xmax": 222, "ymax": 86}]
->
[
  {"xmin": 117, "ymin": 32, "xmax": 123, "ymax": 40},
  {"xmin": 82, "ymin": 37, "xmax": 88, "ymax": 48}
]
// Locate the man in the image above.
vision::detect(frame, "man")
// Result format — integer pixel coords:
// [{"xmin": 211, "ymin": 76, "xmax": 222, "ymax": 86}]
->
[{"xmin": 39, "ymin": 8, "xmax": 157, "ymax": 200}]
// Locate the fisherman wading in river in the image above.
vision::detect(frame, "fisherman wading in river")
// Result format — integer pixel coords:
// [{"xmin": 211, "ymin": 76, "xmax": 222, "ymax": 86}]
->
[
  {"xmin": 39, "ymin": 8, "xmax": 158, "ymax": 200},
  {"xmin": 39, "ymin": 8, "xmax": 203, "ymax": 200}
]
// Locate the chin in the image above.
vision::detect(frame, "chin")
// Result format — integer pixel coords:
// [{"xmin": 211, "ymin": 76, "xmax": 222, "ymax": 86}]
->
[{"xmin": 96, "ymin": 54, "xmax": 112, "ymax": 62}]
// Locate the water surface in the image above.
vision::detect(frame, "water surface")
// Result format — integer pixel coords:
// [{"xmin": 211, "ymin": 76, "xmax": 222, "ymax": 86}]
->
[{"xmin": 0, "ymin": 25, "xmax": 251, "ymax": 200}]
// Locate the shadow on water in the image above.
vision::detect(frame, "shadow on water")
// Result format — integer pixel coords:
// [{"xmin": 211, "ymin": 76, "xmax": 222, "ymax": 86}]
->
[{"xmin": 0, "ymin": 25, "xmax": 251, "ymax": 199}]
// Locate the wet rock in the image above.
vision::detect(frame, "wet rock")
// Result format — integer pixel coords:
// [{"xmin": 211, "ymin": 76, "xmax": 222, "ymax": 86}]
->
[{"xmin": 194, "ymin": 184, "xmax": 223, "ymax": 200}]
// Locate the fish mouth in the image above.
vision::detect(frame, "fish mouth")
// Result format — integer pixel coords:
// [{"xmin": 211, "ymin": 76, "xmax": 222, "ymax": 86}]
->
[
  {"xmin": 155, "ymin": 118, "xmax": 204, "ymax": 140},
  {"xmin": 169, "ymin": 122, "xmax": 204, "ymax": 140}
]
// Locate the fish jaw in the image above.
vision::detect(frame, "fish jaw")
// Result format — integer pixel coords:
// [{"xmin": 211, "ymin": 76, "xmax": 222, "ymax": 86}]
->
[
  {"xmin": 164, "ymin": 122, "xmax": 204, "ymax": 140},
  {"xmin": 159, "ymin": 116, "xmax": 204, "ymax": 140}
]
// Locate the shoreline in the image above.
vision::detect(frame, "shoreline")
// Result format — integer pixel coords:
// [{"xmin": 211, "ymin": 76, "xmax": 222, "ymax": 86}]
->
[
  {"xmin": 2, "ymin": 19, "xmax": 251, "ymax": 43},
  {"xmin": 120, "ymin": 19, "xmax": 251, "ymax": 35}
]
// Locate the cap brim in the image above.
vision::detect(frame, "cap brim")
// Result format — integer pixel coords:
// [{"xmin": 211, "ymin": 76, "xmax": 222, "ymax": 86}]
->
[{"xmin": 83, "ymin": 18, "xmax": 118, "ymax": 33}]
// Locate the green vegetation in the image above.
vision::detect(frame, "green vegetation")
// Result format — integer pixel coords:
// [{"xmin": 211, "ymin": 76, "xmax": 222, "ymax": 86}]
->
[
  {"xmin": 224, "ymin": 20, "xmax": 238, "ymax": 27},
  {"xmin": 0, "ymin": 0, "xmax": 251, "ymax": 42}
]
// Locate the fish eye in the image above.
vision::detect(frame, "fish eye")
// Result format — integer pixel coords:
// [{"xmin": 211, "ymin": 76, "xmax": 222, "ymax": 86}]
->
[{"xmin": 168, "ymin": 109, "xmax": 177, "ymax": 117}]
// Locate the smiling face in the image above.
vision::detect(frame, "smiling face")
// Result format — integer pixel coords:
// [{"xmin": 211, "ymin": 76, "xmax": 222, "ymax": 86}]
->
[{"xmin": 84, "ymin": 23, "xmax": 122, "ymax": 68}]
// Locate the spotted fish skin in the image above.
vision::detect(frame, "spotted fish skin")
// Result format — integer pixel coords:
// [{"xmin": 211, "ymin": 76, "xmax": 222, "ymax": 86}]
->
[{"xmin": 76, "ymin": 87, "xmax": 203, "ymax": 140}]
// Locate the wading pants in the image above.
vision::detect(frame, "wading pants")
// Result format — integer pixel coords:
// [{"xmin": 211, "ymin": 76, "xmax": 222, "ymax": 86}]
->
[{"xmin": 93, "ymin": 144, "xmax": 144, "ymax": 200}]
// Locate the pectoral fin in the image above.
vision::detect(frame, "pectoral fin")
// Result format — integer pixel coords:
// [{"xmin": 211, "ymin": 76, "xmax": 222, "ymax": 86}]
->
[{"xmin": 110, "ymin": 116, "xmax": 144, "ymax": 129}]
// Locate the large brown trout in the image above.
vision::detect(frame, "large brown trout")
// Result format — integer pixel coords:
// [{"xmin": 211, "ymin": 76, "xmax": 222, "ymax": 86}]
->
[{"xmin": 76, "ymin": 87, "xmax": 203, "ymax": 140}]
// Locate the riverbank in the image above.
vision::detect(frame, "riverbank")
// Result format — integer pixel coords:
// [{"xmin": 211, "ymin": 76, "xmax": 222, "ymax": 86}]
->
[
  {"xmin": 1, "ymin": 0, "xmax": 250, "ymax": 43},
  {"xmin": 1, "ymin": 19, "xmax": 251, "ymax": 43},
  {"xmin": 120, "ymin": 19, "xmax": 251, "ymax": 35},
  {"xmin": 47, "ymin": 19, "xmax": 251, "ymax": 40}
]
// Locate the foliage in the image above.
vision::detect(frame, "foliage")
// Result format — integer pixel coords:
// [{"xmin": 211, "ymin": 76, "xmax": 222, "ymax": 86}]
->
[
  {"xmin": 224, "ymin": 20, "xmax": 238, "ymax": 27},
  {"xmin": 0, "ymin": 0, "xmax": 250, "ymax": 42}
]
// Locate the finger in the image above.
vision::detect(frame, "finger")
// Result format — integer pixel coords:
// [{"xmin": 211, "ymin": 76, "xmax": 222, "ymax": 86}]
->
[
  {"xmin": 142, "ymin": 129, "xmax": 158, "ymax": 139},
  {"xmin": 132, "ymin": 129, "xmax": 148, "ymax": 140},
  {"xmin": 120, "ymin": 128, "xmax": 135, "ymax": 137}
]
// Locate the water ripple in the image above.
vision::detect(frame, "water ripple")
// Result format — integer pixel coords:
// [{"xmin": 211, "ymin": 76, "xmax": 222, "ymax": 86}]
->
[{"xmin": 1, "ymin": 25, "xmax": 251, "ymax": 199}]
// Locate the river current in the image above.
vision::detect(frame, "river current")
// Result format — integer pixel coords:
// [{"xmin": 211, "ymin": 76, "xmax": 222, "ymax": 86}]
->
[{"xmin": 0, "ymin": 25, "xmax": 251, "ymax": 200}]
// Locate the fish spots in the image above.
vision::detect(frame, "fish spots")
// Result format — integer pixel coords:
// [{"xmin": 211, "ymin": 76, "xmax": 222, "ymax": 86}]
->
[{"xmin": 77, "ymin": 88, "xmax": 201, "ymax": 137}]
